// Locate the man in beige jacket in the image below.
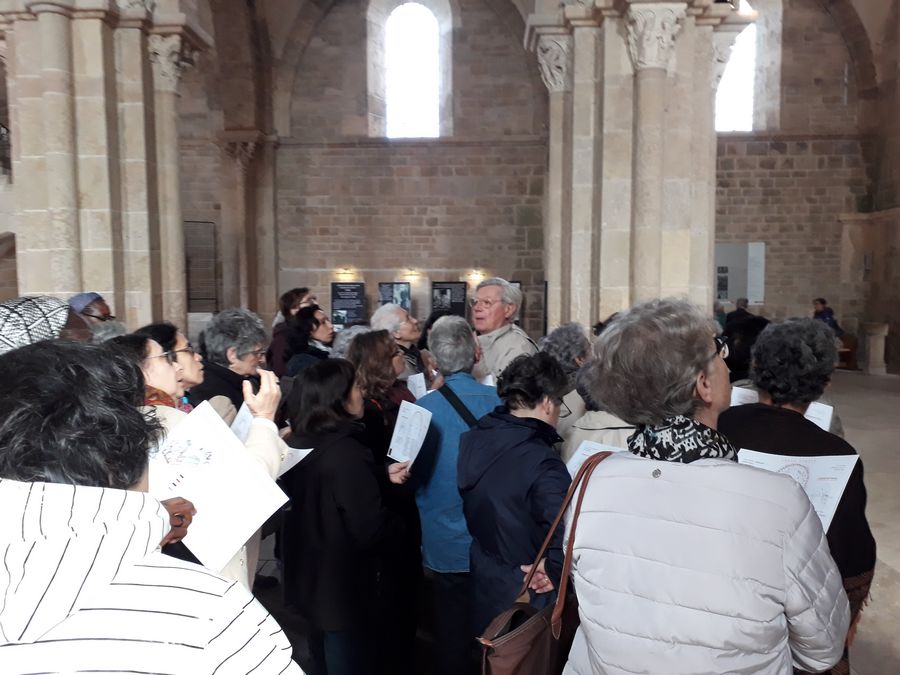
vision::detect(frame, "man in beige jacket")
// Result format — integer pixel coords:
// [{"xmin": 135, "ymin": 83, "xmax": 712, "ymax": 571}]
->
[{"xmin": 471, "ymin": 277, "xmax": 537, "ymax": 380}]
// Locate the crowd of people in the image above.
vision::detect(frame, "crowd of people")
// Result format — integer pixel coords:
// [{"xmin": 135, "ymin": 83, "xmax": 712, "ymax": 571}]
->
[{"xmin": 0, "ymin": 278, "xmax": 875, "ymax": 675}]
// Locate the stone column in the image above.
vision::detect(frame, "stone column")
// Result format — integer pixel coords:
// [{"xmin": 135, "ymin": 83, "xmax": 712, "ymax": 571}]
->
[
  {"xmin": 29, "ymin": 1, "xmax": 82, "ymax": 296},
  {"xmin": 862, "ymin": 323, "xmax": 888, "ymax": 375},
  {"xmin": 627, "ymin": 2, "xmax": 685, "ymax": 303},
  {"xmin": 150, "ymin": 33, "xmax": 194, "ymax": 327},
  {"xmin": 253, "ymin": 135, "xmax": 280, "ymax": 319},
  {"xmin": 220, "ymin": 136, "xmax": 259, "ymax": 309},
  {"xmin": 535, "ymin": 33, "xmax": 572, "ymax": 328}
]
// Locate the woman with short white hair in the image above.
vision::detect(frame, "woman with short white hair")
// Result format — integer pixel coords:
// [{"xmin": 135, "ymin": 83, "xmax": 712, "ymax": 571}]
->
[{"xmin": 564, "ymin": 298, "xmax": 849, "ymax": 675}]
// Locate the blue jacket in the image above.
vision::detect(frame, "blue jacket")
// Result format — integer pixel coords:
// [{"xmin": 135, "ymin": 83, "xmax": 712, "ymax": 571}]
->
[
  {"xmin": 413, "ymin": 373, "xmax": 501, "ymax": 573},
  {"xmin": 457, "ymin": 408, "xmax": 571, "ymax": 634}
]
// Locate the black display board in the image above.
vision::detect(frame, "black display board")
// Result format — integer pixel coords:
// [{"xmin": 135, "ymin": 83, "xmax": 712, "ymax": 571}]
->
[
  {"xmin": 331, "ymin": 282, "xmax": 367, "ymax": 329},
  {"xmin": 378, "ymin": 282, "xmax": 412, "ymax": 313},
  {"xmin": 431, "ymin": 281, "xmax": 468, "ymax": 318}
]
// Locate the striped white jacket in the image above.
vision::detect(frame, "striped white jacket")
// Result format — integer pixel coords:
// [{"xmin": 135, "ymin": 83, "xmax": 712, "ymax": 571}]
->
[{"xmin": 0, "ymin": 478, "xmax": 303, "ymax": 674}]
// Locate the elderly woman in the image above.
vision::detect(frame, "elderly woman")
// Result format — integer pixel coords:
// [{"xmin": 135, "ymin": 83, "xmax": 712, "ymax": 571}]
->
[
  {"xmin": 285, "ymin": 304, "xmax": 335, "ymax": 377},
  {"xmin": 0, "ymin": 341, "xmax": 300, "ymax": 673},
  {"xmin": 564, "ymin": 299, "xmax": 849, "ymax": 674},
  {"xmin": 109, "ymin": 333, "xmax": 285, "ymax": 590},
  {"xmin": 560, "ymin": 365, "xmax": 635, "ymax": 461},
  {"xmin": 189, "ymin": 308, "xmax": 268, "ymax": 411},
  {"xmin": 719, "ymin": 318, "xmax": 875, "ymax": 675},
  {"xmin": 457, "ymin": 351, "xmax": 572, "ymax": 634},
  {"xmin": 539, "ymin": 322, "xmax": 591, "ymax": 440}
]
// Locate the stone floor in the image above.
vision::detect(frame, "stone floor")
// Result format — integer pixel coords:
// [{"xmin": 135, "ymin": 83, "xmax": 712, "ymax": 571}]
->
[{"xmin": 256, "ymin": 369, "xmax": 900, "ymax": 674}]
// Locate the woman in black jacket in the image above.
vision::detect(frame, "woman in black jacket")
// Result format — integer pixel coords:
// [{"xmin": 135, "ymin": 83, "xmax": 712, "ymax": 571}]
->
[
  {"xmin": 284, "ymin": 304, "xmax": 334, "ymax": 377},
  {"xmin": 281, "ymin": 358, "xmax": 407, "ymax": 675},
  {"xmin": 457, "ymin": 352, "xmax": 573, "ymax": 634}
]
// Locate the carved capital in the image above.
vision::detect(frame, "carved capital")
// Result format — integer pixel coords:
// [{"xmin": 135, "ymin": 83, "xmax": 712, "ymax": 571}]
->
[
  {"xmin": 223, "ymin": 140, "xmax": 258, "ymax": 173},
  {"xmin": 116, "ymin": 0, "xmax": 155, "ymax": 10},
  {"xmin": 712, "ymin": 30, "xmax": 737, "ymax": 89},
  {"xmin": 537, "ymin": 35, "xmax": 572, "ymax": 93},
  {"xmin": 149, "ymin": 34, "xmax": 196, "ymax": 93},
  {"xmin": 626, "ymin": 3, "xmax": 686, "ymax": 72}
]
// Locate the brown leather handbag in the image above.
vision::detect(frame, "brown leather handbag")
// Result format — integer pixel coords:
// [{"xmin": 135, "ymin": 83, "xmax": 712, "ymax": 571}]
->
[{"xmin": 477, "ymin": 451, "xmax": 613, "ymax": 675}]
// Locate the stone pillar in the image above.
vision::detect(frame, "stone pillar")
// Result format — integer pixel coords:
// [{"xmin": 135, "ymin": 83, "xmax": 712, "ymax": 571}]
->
[
  {"xmin": 626, "ymin": 2, "xmax": 685, "ymax": 303},
  {"xmin": 150, "ymin": 33, "xmax": 193, "ymax": 327},
  {"xmin": 30, "ymin": 1, "xmax": 82, "ymax": 296},
  {"xmin": 862, "ymin": 323, "xmax": 888, "ymax": 375},
  {"xmin": 220, "ymin": 136, "xmax": 259, "ymax": 309},
  {"xmin": 253, "ymin": 135, "xmax": 280, "ymax": 319},
  {"xmin": 535, "ymin": 33, "xmax": 572, "ymax": 328}
]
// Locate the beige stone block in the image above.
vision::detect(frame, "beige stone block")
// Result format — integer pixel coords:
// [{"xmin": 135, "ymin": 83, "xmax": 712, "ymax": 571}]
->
[
  {"xmin": 72, "ymin": 19, "xmax": 108, "ymax": 75},
  {"xmin": 80, "ymin": 248, "xmax": 116, "ymax": 291},
  {"xmin": 15, "ymin": 98, "xmax": 47, "ymax": 157},
  {"xmin": 80, "ymin": 209, "xmax": 114, "ymax": 249},
  {"xmin": 77, "ymin": 156, "xmax": 113, "ymax": 211},
  {"xmin": 123, "ymin": 250, "xmax": 152, "ymax": 288},
  {"xmin": 14, "ymin": 160, "xmax": 48, "ymax": 211},
  {"xmin": 660, "ymin": 228, "xmax": 691, "ymax": 296},
  {"xmin": 602, "ymin": 132, "xmax": 632, "ymax": 180},
  {"xmin": 599, "ymin": 228, "xmax": 631, "ymax": 285}
]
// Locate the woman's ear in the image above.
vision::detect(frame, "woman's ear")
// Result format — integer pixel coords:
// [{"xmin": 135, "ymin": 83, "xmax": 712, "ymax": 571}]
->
[
  {"xmin": 225, "ymin": 346, "xmax": 239, "ymax": 366},
  {"xmin": 695, "ymin": 369, "xmax": 714, "ymax": 405}
]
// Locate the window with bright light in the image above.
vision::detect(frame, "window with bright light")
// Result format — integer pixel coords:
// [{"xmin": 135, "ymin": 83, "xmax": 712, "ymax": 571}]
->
[
  {"xmin": 716, "ymin": 0, "xmax": 756, "ymax": 132},
  {"xmin": 385, "ymin": 3, "xmax": 440, "ymax": 138}
]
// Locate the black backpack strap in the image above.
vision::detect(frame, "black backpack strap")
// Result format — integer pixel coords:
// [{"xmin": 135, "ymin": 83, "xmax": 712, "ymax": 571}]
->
[{"xmin": 438, "ymin": 385, "xmax": 479, "ymax": 428}]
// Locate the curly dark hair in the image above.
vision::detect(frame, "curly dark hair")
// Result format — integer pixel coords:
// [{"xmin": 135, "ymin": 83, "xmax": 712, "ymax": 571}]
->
[
  {"xmin": 751, "ymin": 318, "xmax": 837, "ymax": 406},
  {"xmin": 497, "ymin": 352, "xmax": 569, "ymax": 411},
  {"xmin": 346, "ymin": 329, "xmax": 397, "ymax": 400},
  {"xmin": 0, "ymin": 341, "xmax": 162, "ymax": 489}
]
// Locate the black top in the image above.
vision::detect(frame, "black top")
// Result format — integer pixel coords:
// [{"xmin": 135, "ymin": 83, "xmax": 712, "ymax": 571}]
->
[
  {"xmin": 719, "ymin": 403, "xmax": 876, "ymax": 580},
  {"xmin": 281, "ymin": 421, "xmax": 400, "ymax": 631},
  {"xmin": 457, "ymin": 408, "xmax": 571, "ymax": 633},
  {"xmin": 724, "ymin": 306, "xmax": 753, "ymax": 328},
  {"xmin": 186, "ymin": 360, "xmax": 258, "ymax": 410},
  {"xmin": 284, "ymin": 344, "xmax": 330, "ymax": 378}
]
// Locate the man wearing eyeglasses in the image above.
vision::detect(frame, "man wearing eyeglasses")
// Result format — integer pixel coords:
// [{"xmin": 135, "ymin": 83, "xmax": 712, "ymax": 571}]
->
[
  {"xmin": 470, "ymin": 277, "xmax": 536, "ymax": 380},
  {"xmin": 68, "ymin": 292, "xmax": 116, "ymax": 324}
]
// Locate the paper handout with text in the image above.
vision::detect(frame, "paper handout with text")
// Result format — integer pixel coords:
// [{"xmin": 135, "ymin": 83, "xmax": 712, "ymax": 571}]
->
[
  {"xmin": 738, "ymin": 449, "xmax": 858, "ymax": 532},
  {"xmin": 148, "ymin": 401, "xmax": 288, "ymax": 572},
  {"xmin": 407, "ymin": 373, "xmax": 428, "ymax": 400},
  {"xmin": 566, "ymin": 440, "xmax": 626, "ymax": 478},
  {"xmin": 387, "ymin": 400, "xmax": 433, "ymax": 465},
  {"xmin": 278, "ymin": 446, "xmax": 313, "ymax": 477}
]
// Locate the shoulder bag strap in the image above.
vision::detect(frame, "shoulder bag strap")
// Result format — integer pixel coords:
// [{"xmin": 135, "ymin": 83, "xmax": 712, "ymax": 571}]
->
[
  {"xmin": 517, "ymin": 452, "xmax": 613, "ymax": 605},
  {"xmin": 438, "ymin": 384, "xmax": 479, "ymax": 428}
]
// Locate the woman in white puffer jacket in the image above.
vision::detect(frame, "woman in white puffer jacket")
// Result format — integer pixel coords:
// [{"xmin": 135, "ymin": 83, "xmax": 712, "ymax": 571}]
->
[{"xmin": 563, "ymin": 299, "xmax": 849, "ymax": 675}]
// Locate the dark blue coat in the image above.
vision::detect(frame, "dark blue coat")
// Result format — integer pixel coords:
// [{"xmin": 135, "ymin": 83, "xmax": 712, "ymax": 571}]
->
[{"xmin": 457, "ymin": 407, "xmax": 572, "ymax": 634}]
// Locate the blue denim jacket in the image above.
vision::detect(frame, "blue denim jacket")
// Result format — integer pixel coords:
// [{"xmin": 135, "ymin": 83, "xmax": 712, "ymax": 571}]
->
[{"xmin": 413, "ymin": 372, "xmax": 501, "ymax": 573}]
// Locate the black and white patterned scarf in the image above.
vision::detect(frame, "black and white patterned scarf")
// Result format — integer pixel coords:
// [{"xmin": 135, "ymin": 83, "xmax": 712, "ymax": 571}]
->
[
  {"xmin": 628, "ymin": 415, "xmax": 737, "ymax": 464},
  {"xmin": 0, "ymin": 296, "xmax": 70, "ymax": 355}
]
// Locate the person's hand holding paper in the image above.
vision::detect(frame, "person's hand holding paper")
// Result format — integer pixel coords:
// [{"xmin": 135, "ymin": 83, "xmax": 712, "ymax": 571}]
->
[{"xmin": 387, "ymin": 400, "xmax": 433, "ymax": 466}]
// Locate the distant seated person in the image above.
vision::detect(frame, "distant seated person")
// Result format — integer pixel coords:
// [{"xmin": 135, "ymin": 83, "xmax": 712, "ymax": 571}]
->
[
  {"xmin": 0, "ymin": 295, "xmax": 92, "ymax": 353},
  {"xmin": 470, "ymin": 277, "xmax": 537, "ymax": 379},
  {"xmin": 813, "ymin": 297, "xmax": 844, "ymax": 338},
  {"xmin": 724, "ymin": 297, "xmax": 752, "ymax": 328},
  {"xmin": 0, "ymin": 341, "xmax": 301, "ymax": 673},
  {"xmin": 719, "ymin": 318, "xmax": 875, "ymax": 675}
]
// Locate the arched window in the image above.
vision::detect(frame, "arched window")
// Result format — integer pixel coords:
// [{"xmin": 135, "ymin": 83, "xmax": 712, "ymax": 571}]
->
[
  {"xmin": 367, "ymin": 0, "xmax": 454, "ymax": 138},
  {"xmin": 716, "ymin": 0, "xmax": 757, "ymax": 132},
  {"xmin": 386, "ymin": 4, "xmax": 439, "ymax": 138}
]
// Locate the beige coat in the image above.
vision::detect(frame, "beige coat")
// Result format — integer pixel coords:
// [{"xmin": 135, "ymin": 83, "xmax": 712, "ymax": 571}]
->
[
  {"xmin": 556, "ymin": 388, "xmax": 587, "ymax": 443},
  {"xmin": 474, "ymin": 323, "xmax": 537, "ymax": 380},
  {"xmin": 148, "ymin": 404, "xmax": 288, "ymax": 589},
  {"xmin": 560, "ymin": 410, "xmax": 635, "ymax": 462}
]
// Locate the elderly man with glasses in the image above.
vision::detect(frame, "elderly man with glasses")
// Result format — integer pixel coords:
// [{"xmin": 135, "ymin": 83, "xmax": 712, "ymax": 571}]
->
[{"xmin": 470, "ymin": 277, "xmax": 537, "ymax": 380}]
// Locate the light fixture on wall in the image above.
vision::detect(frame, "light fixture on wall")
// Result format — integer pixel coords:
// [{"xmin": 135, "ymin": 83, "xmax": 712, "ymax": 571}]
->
[
  {"xmin": 335, "ymin": 267, "xmax": 355, "ymax": 281},
  {"xmin": 467, "ymin": 269, "xmax": 485, "ymax": 284},
  {"xmin": 403, "ymin": 268, "xmax": 420, "ymax": 281}
]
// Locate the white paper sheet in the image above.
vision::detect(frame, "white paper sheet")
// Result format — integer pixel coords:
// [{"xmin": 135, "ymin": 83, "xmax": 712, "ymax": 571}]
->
[
  {"xmin": 566, "ymin": 440, "xmax": 626, "ymax": 478},
  {"xmin": 407, "ymin": 373, "xmax": 428, "ymax": 400},
  {"xmin": 738, "ymin": 449, "xmax": 858, "ymax": 531},
  {"xmin": 730, "ymin": 386, "xmax": 759, "ymax": 406},
  {"xmin": 148, "ymin": 401, "xmax": 288, "ymax": 572},
  {"xmin": 387, "ymin": 400, "xmax": 433, "ymax": 465},
  {"xmin": 230, "ymin": 402, "xmax": 253, "ymax": 443},
  {"xmin": 804, "ymin": 402, "xmax": 833, "ymax": 432},
  {"xmin": 278, "ymin": 447, "xmax": 313, "ymax": 477},
  {"xmin": 479, "ymin": 374, "xmax": 496, "ymax": 387}
]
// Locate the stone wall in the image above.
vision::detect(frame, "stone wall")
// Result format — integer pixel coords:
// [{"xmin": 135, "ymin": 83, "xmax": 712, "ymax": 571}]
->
[
  {"xmin": 276, "ymin": 139, "xmax": 546, "ymax": 334},
  {"xmin": 716, "ymin": 135, "xmax": 873, "ymax": 320}
]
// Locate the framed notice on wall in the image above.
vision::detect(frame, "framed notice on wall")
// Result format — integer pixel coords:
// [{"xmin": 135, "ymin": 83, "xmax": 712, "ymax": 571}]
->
[
  {"xmin": 378, "ymin": 282, "xmax": 412, "ymax": 313},
  {"xmin": 331, "ymin": 282, "xmax": 367, "ymax": 330},
  {"xmin": 431, "ymin": 282, "xmax": 468, "ymax": 318}
]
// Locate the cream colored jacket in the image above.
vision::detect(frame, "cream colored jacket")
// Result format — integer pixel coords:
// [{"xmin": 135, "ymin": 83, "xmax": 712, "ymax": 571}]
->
[
  {"xmin": 474, "ymin": 323, "xmax": 537, "ymax": 379},
  {"xmin": 148, "ymin": 404, "xmax": 288, "ymax": 590}
]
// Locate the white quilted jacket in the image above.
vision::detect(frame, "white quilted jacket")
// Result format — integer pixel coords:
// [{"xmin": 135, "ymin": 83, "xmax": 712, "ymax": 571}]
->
[{"xmin": 564, "ymin": 452, "xmax": 850, "ymax": 675}]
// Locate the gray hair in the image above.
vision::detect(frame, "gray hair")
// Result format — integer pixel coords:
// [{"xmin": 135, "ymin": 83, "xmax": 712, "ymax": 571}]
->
[
  {"xmin": 751, "ymin": 318, "xmax": 837, "ymax": 405},
  {"xmin": 203, "ymin": 308, "xmax": 266, "ymax": 366},
  {"xmin": 585, "ymin": 298, "xmax": 718, "ymax": 426},
  {"xmin": 330, "ymin": 324, "xmax": 372, "ymax": 359},
  {"xmin": 476, "ymin": 277, "xmax": 522, "ymax": 321},
  {"xmin": 428, "ymin": 315, "xmax": 477, "ymax": 374},
  {"xmin": 539, "ymin": 322, "xmax": 591, "ymax": 378},
  {"xmin": 370, "ymin": 304, "xmax": 405, "ymax": 335},
  {"xmin": 90, "ymin": 320, "xmax": 128, "ymax": 344},
  {"xmin": 574, "ymin": 365, "xmax": 601, "ymax": 412}
]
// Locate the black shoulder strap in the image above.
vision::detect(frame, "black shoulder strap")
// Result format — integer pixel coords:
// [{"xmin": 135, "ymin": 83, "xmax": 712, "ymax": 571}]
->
[{"xmin": 438, "ymin": 385, "xmax": 479, "ymax": 428}]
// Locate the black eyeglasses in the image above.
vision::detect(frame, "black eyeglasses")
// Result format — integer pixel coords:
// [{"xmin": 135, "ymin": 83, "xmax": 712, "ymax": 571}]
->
[
  {"xmin": 712, "ymin": 335, "xmax": 729, "ymax": 360},
  {"xmin": 82, "ymin": 312, "xmax": 116, "ymax": 322},
  {"xmin": 168, "ymin": 344, "xmax": 196, "ymax": 362}
]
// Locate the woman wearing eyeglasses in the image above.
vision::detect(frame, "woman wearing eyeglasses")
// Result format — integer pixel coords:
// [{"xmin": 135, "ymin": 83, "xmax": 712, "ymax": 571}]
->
[
  {"xmin": 108, "ymin": 333, "xmax": 286, "ymax": 591},
  {"xmin": 561, "ymin": 299, "xmax": 849, "ymax": 675}
]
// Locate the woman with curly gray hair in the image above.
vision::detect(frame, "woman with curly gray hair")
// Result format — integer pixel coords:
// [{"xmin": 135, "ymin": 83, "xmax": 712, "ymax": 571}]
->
[
  {"xmin": 539, "ymin": 322, "xmax": 591, "ymax": 439},
  {"xmin": 719, "ymin": 318, "xmax": 875, "ymax": 675},
  {"xmin": 562, "ymin": 299, "xmax": 849, "ymax": 675}
]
